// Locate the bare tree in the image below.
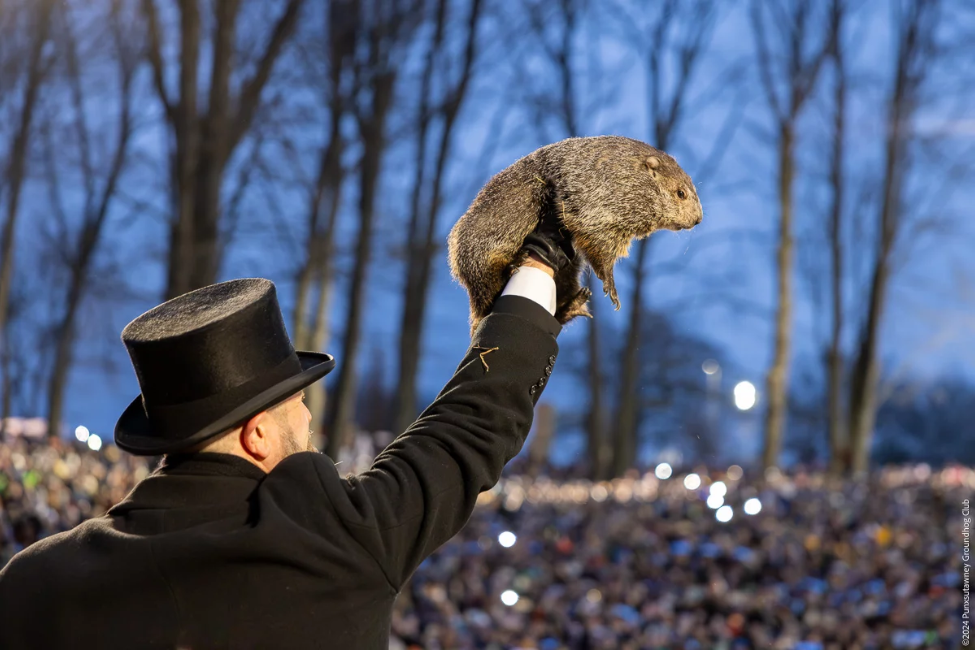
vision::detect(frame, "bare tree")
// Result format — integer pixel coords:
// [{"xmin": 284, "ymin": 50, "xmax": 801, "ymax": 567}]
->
[
  {"xmin": 290, "ymin": 0, "xmax": 358, "ymax": 442},
  {"xmin": 43, "ymin": 0, "xmax": 138, "ymax": 438},
  {"xmin": 325, "ymin": 0, "xmax": 419, "ymax": 460},
  {"xmin": 141, "ymin": 0, "xmax": 305, "ymax": 299},
  {"xmin": 391, "ymin": 0, "xmax": 484, "ymax": 436},
  {"xmin": 610, "ymin": 0, "xmax": 718, "ymax": 479},
  {"xmin": 825, "ymin": 0, "xmax": 849, "ymax": 475},
  {"xmin": 751, "ymin": 0, "xmax": 831, "ymax": 469},
  {"xmin": 847, "ymin": 0, "xmax": 942, "ymax": 474},
  {"xmin": 520, "ymin": 0, "xmax": 611, "ymax": 478},
  {"xmin": 0, "ymin": 0, "xmax": 56, "ymax": 429}
]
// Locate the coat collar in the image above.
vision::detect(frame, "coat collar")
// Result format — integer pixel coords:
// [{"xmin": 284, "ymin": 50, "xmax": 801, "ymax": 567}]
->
[
  {"xmin": 156, "ymin": 452, "xmax": 268, "ymax": 481},
  {"xmin": 108, "ymin": 453, "xmax": 266, "ymax": 517}
]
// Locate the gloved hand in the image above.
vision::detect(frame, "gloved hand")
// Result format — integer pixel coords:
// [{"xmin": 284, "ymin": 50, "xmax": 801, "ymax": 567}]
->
[
  {"xmin": 517, "ymin": 208, "xmax": 576, "ymax": 275},
  {"xmin": 506, "ymin": 205, "xmax": 591, "ymax": 325}
]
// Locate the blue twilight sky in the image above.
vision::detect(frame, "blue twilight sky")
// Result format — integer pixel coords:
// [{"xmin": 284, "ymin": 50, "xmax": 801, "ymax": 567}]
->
[{"xmin": 16, "ymin": 0, "xmax": 972, "ymax": 462}]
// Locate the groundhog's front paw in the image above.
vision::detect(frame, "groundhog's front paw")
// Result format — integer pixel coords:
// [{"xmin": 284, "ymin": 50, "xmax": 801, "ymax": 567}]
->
[{"xmin": 555, "ymin": 286, "xmax": 593, "ymax": 324}]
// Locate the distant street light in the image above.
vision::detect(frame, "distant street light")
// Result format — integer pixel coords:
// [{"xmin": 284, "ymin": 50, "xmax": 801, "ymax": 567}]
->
[
  {"xmin": 734, "ymin": 381, "xmax": 757, "ymax": 410},
  {"xmin": 702, "ymin": 359, "xmax": 720, "ymax": 375}
]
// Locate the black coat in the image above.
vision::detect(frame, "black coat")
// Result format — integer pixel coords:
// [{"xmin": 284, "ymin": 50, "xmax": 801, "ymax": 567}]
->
[{"xmin": 0, "ymin": 296, "xmax": 561, "ymax": 650}]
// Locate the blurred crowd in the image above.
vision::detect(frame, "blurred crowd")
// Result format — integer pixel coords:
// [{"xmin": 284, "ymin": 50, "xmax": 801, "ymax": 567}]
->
[
  {"xmin": 0, "ymin": 436, "xmax": 149, "ymax": 566},
  {"xmin": 391, "ymin": 459, "xmax": 966, "ymax": 650},
  {"xmin": 0, "ymin": 433, "xmax": 967, "ymax": 650}
]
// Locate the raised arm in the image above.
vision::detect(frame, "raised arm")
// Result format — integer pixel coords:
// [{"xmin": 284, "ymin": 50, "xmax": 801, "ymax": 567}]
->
[{"xmin": 309, "ymin": 259, "xmax": 562, "ymax": 591}]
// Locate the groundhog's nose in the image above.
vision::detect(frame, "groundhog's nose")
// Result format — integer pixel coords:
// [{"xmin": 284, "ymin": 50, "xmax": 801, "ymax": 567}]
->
[{"xmin": 693, "ymin": 212, "xmax": 703, "ymax": 225}]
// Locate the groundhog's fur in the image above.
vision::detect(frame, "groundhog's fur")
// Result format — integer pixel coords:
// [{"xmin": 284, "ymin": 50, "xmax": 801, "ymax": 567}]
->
[{"xmin": 448, "ymin": 136, "xmax": 703, "ymax": 334}]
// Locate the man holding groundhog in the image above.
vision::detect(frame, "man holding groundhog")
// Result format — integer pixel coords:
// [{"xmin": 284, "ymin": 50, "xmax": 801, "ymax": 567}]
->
[{"xmin": 0, "ymin": 225, "xmax": 575, "ymax": 648}]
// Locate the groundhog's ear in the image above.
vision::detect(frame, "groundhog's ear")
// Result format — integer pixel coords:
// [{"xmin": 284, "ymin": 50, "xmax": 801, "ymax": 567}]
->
[{"xmin": 644, "ymin": 157, "xmax": 660, "ymax": 174}]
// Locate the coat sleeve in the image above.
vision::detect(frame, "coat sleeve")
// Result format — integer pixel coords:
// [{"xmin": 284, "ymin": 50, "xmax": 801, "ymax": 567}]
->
[{"xmin": 310, "ymin": 296, "xmax": 561, "ymax": 591}]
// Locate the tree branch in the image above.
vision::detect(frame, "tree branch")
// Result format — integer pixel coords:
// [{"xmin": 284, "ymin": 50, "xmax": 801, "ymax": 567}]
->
[
  {"xmin": 230, "ymin": 0, "xmax": 304, "ymax": 150},
  {"xmin": 140, "ymin": 0, "xmax": 175, "ymax": 124}
]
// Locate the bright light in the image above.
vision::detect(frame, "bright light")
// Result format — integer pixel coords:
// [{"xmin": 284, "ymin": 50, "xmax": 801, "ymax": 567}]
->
[
  {"xmin": 709, "ymin": 481, "xmax": 727, "ymax": 498},
  {"xmin": 654, "ymin": 462, "xmax": 673, "ymax": 480},
  {"xmin": 706, "ymin": 493, "xmax": 724, "ymax": 509},
  {"xmin": 591, "ymin": 485, "xmax": 608, "ymax": 502},
  {"xmin": 734, "ymin": 381, "xmax": 757, "ymax": 410},
  {"xmin": 702, "ymin": 359, "xmax": 720, "ymax": 375},
  {"xmin": 498, "ymin": 531, "xmax": 517, "ymax": 548},
  {"xmin": 683, "ymin": 473, "xmax": 701, "ymax": 490},
  {"xmin": 87, "ymin": 434, "xmax": 103, "ymax": 451},
  {"xmin": 744, "ymin": 498, "xmax": 763, "ymax": 515},
  {"xmin": 75, "ymin": 426, "xmax": 90, "ymax": 442},
  {"xmin": 727, "ymin": 465, "xmax": 743, "ymax": 481},
  {"xmin": 716, "ymin": 505, "xmax": 734, "ymax": 523},
  {"xmin": 501, "ymin": 590, "xmax": 519, "ymax": 606}
]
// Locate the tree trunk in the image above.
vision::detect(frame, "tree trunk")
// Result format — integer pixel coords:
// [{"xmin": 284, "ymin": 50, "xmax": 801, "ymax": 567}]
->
[
  {"xmin": 846, "ymin": 0, "xmax": 929, "ymax": 476},
  {"xmin": 762, "ymin": 124, "xmax": 795, "ymax": 470},
  {"xmin": 611, "ymin": 238, "xmax": 650, "ymax": 478},
  {"xmin": 826, "ymin": 0, "xmax": 847, "ymax": 476},
  {"xmin": 392, "ymin": 0, "xmax": 481, "ymax": 435},
  {"xmin": 0, "ymin": 353, "xmax": 10, "ymax": 431},
  {"xmin": 0, "ymin": 0, "xmax": 54, "ymax": 390},
  {"xmin": 294, "ymin": 121, "xmax": 343, "ymax": 347},
  {"xmin": 46, "ymin": 290, "xmax": 80, "ymax": 439},
  {"xmin": 303, "ymin": 171, "xmax": 342, "ymax": 446},
  {"xmin": 306, "ymin": 263, "xmax": 334, "ymax": 445},
  {"xmin": 325, "ymin": 69, "xmax": 395, "ymax": 460},
  {"xmin": 45, "ymin": 8, "xmax": 135, "ymax": 439},
  {"xmin": 848, "ymin": 306, "xmax": 884, "ymax": 475},
  {"xmin": 528, "ymin": 403, "xmax": 556, "ymax": 477},
  {"xmin": 585, "ymin": 275, "xmax": 608, "ymax": 479},
  {"xmin": 390, "ymin": 6, "xmax": 437, "ymax": 435},
  {"xmin": 147, "ymin": 0, "xmax": 303, "ymax": 299}
]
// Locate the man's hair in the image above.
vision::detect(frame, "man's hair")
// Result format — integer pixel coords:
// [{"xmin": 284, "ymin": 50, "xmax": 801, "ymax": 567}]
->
[{"xmin": 178, "ymin": 398, "xmax": 294, "ymax": 455}]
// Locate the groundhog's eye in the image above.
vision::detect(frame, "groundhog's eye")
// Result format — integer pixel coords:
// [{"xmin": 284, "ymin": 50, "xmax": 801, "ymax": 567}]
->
[{"xmin": 677, "ymin": 189, "xmax": 687, "ymax": 200}]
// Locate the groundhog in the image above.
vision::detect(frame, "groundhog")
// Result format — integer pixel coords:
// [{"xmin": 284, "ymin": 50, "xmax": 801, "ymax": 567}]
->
[{"xmin": 447, "ymin": 135, "xmax": 703, "ymax": 333}]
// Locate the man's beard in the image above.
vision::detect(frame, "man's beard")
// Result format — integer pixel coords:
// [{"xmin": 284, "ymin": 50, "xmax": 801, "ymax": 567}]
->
[{"xmin": 281, "ymin": 429, "xmax": 306, "ymax": 457}]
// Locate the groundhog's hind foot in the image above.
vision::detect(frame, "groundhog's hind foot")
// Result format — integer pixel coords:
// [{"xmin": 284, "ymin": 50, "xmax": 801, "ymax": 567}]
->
[
  {"xmin": 603, "ymin": 276, "xmax": 621, "ymax": 311},
  {"xmin": 588, "ymin": 262, "xmax": 621, "ymax": 311}
]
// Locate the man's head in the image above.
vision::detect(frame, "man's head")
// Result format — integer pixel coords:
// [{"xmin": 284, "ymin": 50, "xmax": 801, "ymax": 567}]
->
[
  {"xmin": 115, "ymin": 279, "xmax": 336, "ymax": 457},
  {"xmin": 180, "ymin": 390, "xmax": 316, "ymax": 472}
]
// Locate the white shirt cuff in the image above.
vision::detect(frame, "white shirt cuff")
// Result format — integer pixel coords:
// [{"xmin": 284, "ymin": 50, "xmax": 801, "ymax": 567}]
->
[{"xmin": 500, "ymin": 266, "xmax": 557, "ymax": 315}]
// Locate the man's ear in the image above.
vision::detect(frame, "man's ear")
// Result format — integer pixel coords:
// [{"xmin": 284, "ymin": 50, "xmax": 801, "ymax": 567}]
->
[{"xmin": 240, "ymin": 411, "xmax": 272, "ymax": 460}]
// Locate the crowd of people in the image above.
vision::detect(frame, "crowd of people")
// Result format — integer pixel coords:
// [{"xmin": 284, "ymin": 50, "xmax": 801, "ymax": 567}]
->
[
  {"xmin": 0, "ymin": 435, "xmax": 149, "ymax": 567},
  {"xmin": 0, "ymin": 433, "xmax": 966, "ymax": 649}
]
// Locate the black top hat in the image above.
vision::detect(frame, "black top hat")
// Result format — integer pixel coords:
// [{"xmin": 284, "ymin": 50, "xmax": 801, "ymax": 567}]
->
[{"xmin": 114, "ymin": 278, "xmax": 335, "ymax": 456}]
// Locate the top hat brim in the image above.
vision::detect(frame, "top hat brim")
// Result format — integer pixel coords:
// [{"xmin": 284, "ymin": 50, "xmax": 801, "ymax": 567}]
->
[{"xmin": 114, "ymin": 351, "xmax": 336, "ymax": 456}]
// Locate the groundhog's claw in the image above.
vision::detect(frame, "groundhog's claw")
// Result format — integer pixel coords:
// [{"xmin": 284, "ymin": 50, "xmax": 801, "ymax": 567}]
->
[
  {"xmin": 599, "ymin": 275, "xmax": 620, "ymax": 311},
  {"xmin": 554, "ymin": 285, "xmax": 593, "ymax": 324}
]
